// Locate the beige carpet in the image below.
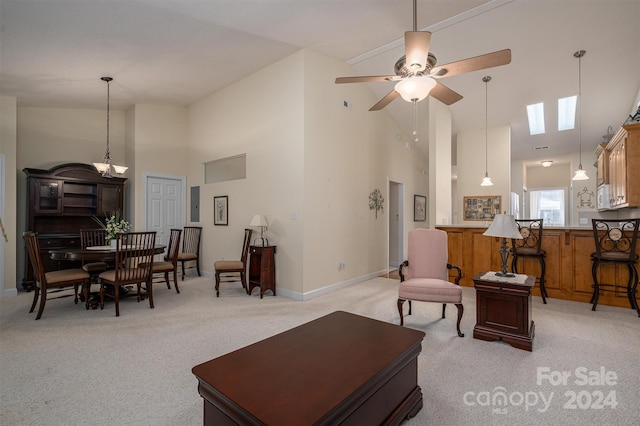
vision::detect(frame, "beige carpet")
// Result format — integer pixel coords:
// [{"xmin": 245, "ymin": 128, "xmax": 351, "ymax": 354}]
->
[{"xmin": 1, "ymin": 276, "xmax": 638, "ymax": 425}]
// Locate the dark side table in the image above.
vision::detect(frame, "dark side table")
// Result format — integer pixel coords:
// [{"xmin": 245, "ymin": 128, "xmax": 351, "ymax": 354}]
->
[
  {"xmin": 472, "ymin": 272, "xmax": 535, "ymax": 351},
  {"xmin": 248, "ymin": 245, "xmax": 276, "ymax": 298}
]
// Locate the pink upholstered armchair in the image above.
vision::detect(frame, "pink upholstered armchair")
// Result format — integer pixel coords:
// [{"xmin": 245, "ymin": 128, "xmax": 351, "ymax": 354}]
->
[{"xmin": 398, "ymin": 228, "xmax": 464, "ymax": 337}]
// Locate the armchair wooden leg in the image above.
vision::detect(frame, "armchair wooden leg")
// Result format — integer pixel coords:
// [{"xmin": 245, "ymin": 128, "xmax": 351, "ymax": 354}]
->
[
  {"xmin": 164, "ymin": 272, "xmax": 171, "ymax": 289},
  {"xmin": 441, "ymin": 303, "xmax": 446, "ymax": 319},
  {"xmin": 455, "ymin": 303, "xmax": 464, "ymax": 337},
  {"xmin": 215, "ymin": 272, "xmax": 220, "ymax": 297},
  {"xmin": 397, "ymin": 298, "xmax": 405, "ymax": 326}
]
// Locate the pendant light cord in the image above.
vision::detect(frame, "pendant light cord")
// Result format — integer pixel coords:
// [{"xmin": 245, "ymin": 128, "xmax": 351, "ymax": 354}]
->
[
  {"xmin": 483, "ymin": 76, "xmax": 491, "ymax": 176},
  {"xmin": 106, "ymin": 78, "xmax": 110, "ymax": 158},
  {"xmin": 577, "ymin": 52, "xmax": 583, "ymax": 169}
]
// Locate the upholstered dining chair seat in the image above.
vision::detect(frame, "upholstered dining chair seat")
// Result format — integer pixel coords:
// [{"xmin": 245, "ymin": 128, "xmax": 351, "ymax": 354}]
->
[
  {"xmin": 82, "ymin": 262, "xmax": 109, "ymax": 273},
  {"xmin": 98, "ymin": 268, "xmax": 149, "ymax": 283},
  {"xmin": 178, "ymin": 252, "xmax": 198, "ymax": 261},
  {"xmin": 214, "ymin": 260, "xmax": 244, "ymax": 270},
  {"xmin": 399, "ymin": 278, "xmax": 462, "ymax": 303},
  {"xmin": 46, "ymin": 268, "xmax": 91, "ymax": 284}
]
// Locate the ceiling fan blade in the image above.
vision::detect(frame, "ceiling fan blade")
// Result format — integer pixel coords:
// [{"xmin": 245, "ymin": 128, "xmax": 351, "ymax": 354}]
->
[
  {"xmin": 369, "ymin": 90, "xmax": 400, "ymax": 111},
  {"xmin": 431, "ymin": 49, "xmax": 511, "ymax": 78},
  {"xmin": 429, "ymin": 82, "xmax": 463, "ymax": 105},
  {"xmin": 335, "ymin": 75, "xmax": 398, "ymax": 84},
  {"xmin": 405, "ymin": 31, "xmax": 431, "ymax": 73}
]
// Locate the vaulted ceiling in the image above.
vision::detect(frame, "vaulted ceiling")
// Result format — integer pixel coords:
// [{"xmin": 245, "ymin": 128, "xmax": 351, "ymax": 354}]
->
[{"xmin": 1, "ymin": 1, "xmax": 638, "ymax": 164}]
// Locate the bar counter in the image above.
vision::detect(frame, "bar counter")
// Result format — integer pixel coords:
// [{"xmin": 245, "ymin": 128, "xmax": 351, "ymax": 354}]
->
[{"xmin": 436, "ymin": 225, "xmax": 639, "ymax": 310}]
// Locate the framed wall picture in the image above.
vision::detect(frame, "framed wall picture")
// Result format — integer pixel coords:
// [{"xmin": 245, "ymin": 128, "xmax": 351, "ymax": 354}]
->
[
  {"xmin": 463, "ymin": 195, "xmax": 501, "ymax": 221},
  {"xmin": 214, "ymin": 196, "xmax": 228, "ymax": 226},
  {"xmin": 414, "ymin": 195, "xmax": 427, "ymax": 222}
]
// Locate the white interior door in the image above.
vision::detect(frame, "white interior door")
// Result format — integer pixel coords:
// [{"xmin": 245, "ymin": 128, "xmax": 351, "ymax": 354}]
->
[
  {"xmin": 388, "ymin": 180, "xmax": 404, "ymax": 270},
  {"xmin": 145, "ymin": 174, "xmax": 186, "ymax": 247}
]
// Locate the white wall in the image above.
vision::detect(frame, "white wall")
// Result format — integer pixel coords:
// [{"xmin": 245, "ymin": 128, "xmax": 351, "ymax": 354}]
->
[
  {"xmin": 456, "ymin": 125, "xmax": 511, "ymax": 222},
  {"xmin": 0, "ymin": 96, "xmax": 17, "ymax": 294}
]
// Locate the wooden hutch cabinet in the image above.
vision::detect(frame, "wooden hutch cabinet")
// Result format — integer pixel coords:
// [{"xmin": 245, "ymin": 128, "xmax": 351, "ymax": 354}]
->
[{"xmin": 23, "ymin": 163, "xmax": 126, "ymax": 290}]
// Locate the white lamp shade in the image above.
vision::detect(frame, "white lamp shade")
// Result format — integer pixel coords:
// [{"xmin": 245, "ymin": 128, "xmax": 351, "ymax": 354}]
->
[
  {"xmin": 483, "ymin": 214, "xmax": 523, "ymax": 239},
  {"xmin": 394, "ymin": 77, "xmax": 437, "ymax": 102},
  {"xmin": 249, "ymin": 214, "xmax": 268, "ymax": 228},
  {"xmin": 572, "ymin": 168, "xmax": 589, "ymax": 180},
  {"xmin": 480, "ymin": 175, "xmax": 494, "ymax": 186},
  {"xmin": 93, "ymin": 162, "xmax": 110, "ymax": 174},
  {"xmin": 112, "ymin": 165, "xmax": 128, "ymax": 174}
]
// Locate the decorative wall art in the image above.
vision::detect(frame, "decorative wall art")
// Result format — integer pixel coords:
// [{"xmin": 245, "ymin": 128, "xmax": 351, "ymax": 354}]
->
[
  {"xmin": 214, "ymin": 196, "xmax": 228, "ymax": 226},
  {"xmin": 576, "ymin": 187, "xmax": 594, "ymax": 209},
  {"xmin": 463, "ymin": 195, "xmax": 502, "ymax": 221},
  {"xmin": 414, "ymin": 195, "xmax": 427, "ymax": 222},
  {"xmin": 369, "ymin": 189, "xmax": 384, "ymax": 219}
]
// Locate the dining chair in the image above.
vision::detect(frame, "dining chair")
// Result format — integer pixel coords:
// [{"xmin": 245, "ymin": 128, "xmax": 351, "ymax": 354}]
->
[
  {"xmin": 214, "ymin": 229, "xmax": 253, "ymax": 297},
  {"xmin": 79, "ymin": 228, "xmax": 109, "ymax": 282},
  {"xmin": 590, "ymin": 219, "xmax": 640, "ymax": 316},
  {"xmin": 138, "ymin": 228, "xmax": 182, "ymax": 293},
  {"xmin": 23, "ymin": 231, "xmax": 91, "ymax": 320},
  {"xmin": 510, "ymin": 219, "xmax": 548, "ymax": 304},
  {"xmin": 97, "ymin": 231, "xmax": 156, "ymax": 317},
  {"xmin": 397, "ymin": 228, "xmax": 464, "ymax": 337},
  {"xmin": 178, "ymin": 226, "xmax": 202, "ymax": 280}
]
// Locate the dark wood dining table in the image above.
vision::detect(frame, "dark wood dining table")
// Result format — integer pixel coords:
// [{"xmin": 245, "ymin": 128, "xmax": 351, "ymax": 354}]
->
[
  {"xmin": 49, "ymin": 245, "xmax": 167, "ymax": 262},
  {"xmin": 49, "ymin": 245, "xmax": 167, "ymax": 309}
]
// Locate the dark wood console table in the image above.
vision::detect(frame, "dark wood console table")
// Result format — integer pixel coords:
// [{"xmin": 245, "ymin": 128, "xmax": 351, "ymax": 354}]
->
[
  {"xmin": 472, "ymin": 272, "xmax": 535, "ymax": 351},
  {"xmin": 248, "ymin": 245, "xmax": 276, "ymax": 298},
  {"xmin": 192, "ymin": 311, "xmax": 425, "ymax": 425}
]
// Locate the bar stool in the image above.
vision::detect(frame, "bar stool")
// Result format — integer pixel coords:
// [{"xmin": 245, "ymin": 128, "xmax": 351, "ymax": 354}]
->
[
  {"xmin": 590, "ymin": 219, "xmax": 640, "ymax": 316},
  {"xmin": 511, "ymin": 219, "xmax": 547, "ymax": 304}
]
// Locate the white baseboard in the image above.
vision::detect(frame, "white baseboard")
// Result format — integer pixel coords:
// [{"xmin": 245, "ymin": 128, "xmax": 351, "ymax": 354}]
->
[
  {"xmin": 2, "ymin": 287, "xmax": 18, "ymax": 298},
  {"xmin": 277, "ymin": 270, "xmax": 387, "ymax": 301}
]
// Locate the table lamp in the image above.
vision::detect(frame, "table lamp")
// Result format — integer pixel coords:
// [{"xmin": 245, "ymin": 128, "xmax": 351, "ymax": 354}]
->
[
  {"xmin": 483, "ymin": 213, "xmax": 522, "ymax": 277},
  {"xmin": 249, "ymin": 214, "xmax": 268, "ymax": 246}
]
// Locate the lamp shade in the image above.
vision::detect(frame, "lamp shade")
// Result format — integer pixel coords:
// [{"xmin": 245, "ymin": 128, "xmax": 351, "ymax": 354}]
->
[
  {"xmin": 249, "ymin": 214, "xmax": 268, "ymax": 228},
  {"xmin": 93, "ymin": 162, "xmax": 110, "ymax": 174},
  {"xmin": 572, "ymin": 168, "xmax": 589, "ymax": 180},
  {"xmin": 112, "ymin": 165, "xmax": 128, "ymax": 175},
  {"xmin": 483, "ymin": 214, "xmax": 522, "ymax": 239},
  {"xmin": 394, "ymin": 76, "xmax": 437, "ymax": 102}
]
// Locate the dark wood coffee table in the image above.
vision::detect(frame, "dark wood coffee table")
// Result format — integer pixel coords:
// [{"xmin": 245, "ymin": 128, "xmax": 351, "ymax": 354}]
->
[{"xmin": 192, "ymin": 311, "xmax": 426, "ymax": 425}]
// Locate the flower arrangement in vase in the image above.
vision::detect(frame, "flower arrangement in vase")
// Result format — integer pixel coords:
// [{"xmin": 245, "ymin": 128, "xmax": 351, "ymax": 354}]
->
[{"xmin": 93, "ymin": 212, "xmax": 131, "ymax": 246}]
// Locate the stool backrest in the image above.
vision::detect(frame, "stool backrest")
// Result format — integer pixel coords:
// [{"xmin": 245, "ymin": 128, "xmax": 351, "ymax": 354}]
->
[
  {"xmin": 592, "ymin": 219, "xmax": 640, "ymax": 260},
  {"xmin": 512, "ymin": 219, "xmax": 543, "ymax": 251}
]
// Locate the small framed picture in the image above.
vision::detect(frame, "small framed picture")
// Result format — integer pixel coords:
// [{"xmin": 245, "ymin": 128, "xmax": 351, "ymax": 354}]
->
[
  {"xmin": 414, "ymin": 195, "xmax": 427, "ymax": 222},
  {"xmin": 214, "ymin": 196, "xmax": 228, "ymax": 226}
]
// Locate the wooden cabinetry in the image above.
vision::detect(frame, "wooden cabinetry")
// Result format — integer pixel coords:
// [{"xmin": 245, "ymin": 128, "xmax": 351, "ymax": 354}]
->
[
  {"xmin": 438, "ymin": 225, "xmax": 639, "ymax": 310},
  {"xmin": 595, "ymin": 143, "xmax": 608, "ymax": 186},
  {"xmin": 248, "ymin": 245, "xmax": 276, "ymax": 298},
  {"xmin": 603, "ymin": 123, "xmax": 640, "ymax": 209},
  {"xmin": 23, "ymin": 163, "xmax": 126, "ymax": 290}
]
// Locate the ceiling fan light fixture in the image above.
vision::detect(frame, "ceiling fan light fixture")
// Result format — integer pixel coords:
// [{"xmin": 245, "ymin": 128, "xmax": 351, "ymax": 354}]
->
[{"xmin": 395, "ymin": 76, "xmax": 436, "ymax": 102}]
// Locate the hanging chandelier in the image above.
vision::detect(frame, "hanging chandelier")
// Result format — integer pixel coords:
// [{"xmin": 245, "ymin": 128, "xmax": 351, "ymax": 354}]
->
[
  {"xmin": 572, "ymin": 50, "xmax": 589, "ymax": 181},
  {"xmin": 93, "ymin": 77, "xmax": 127, "ymax": 178},
  {"xmin": 480, "ymin": 76, "xmax": 494, "ymax": 186}
]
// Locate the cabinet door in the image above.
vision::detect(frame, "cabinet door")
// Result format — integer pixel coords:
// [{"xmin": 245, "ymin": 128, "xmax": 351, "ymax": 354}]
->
[
  {"xmin": 618, "ymin": 139, "xmax": 627, "ymax": 205},
  {"xmin": 98, "ymin": 184, "xmax": 122, "ymax": 215},
  {"xmin": 34, "ymin": 179, "xmax": 63, "ymax": 213}
]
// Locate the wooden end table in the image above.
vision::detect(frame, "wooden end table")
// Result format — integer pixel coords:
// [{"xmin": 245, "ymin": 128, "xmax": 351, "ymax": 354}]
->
[
  {"xmin": 192, "ymin": 311, "xmax": 425, "ymax": 425},
  {"xmin": 472, "ymin": 272, "xmax": 535, "ymax": 351}
]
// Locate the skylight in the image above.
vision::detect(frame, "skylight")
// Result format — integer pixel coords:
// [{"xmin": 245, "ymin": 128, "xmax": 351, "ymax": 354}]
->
[
  {"xmin": 527, "ymin": 102, "xmax": 545, "ymax": 135},
  {"xmin": 558, "ymin": 96, "xmax": 577, "ymax": 131}
]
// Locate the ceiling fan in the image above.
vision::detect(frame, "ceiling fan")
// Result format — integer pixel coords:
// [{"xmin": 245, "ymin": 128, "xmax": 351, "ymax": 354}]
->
[{"xmin": 335, "ymin": 0, "xmax": 511, "ymax": 111}]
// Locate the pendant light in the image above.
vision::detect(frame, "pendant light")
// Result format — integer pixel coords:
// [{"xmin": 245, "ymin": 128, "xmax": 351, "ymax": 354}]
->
[
  {"xmin": 572, "ymin": 50, "xmax": 589, "ymax": 181},
  {"xmin": 93, "ymin": 76, "xmax": 127, "ymax": 178},
  {"xmin": 481, "ymin": 76, "xmax": 494, "ymax": 186}
]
